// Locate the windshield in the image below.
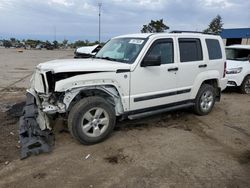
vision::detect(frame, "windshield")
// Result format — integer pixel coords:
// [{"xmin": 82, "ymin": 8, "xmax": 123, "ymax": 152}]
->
[
  {"xmin": 95, "ymin": 38, "xmax": 146, "ymax": 64},
  {"xmin": 226, "ymin": 48, "xmax": 250, "ymax": 61}
]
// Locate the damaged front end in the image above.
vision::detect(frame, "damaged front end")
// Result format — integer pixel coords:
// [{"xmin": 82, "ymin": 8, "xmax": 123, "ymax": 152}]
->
[
  {"xmin": 19, "ymin": 69, "xmax": 62, "ymax": 159},
  {"xmin": 19, "ymin": 61, "xmax": 126, "ymax": 159}
]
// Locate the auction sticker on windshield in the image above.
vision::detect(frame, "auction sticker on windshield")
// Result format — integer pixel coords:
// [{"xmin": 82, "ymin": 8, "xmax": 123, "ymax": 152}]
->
[{"xmin": 129, "ymin": 39, "xmax": 144, "ymax": 45}]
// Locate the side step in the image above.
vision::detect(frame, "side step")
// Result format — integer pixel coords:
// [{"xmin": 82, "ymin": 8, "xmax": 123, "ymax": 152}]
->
[{"xmin": 128, "ymin": 103, "xmax": 194, "ymax": 120}]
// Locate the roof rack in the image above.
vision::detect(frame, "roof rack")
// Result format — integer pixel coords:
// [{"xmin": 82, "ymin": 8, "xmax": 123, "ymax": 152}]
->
[{"xmin": 170, "ymin": 30, "xmax": 217, "ymax": 35}]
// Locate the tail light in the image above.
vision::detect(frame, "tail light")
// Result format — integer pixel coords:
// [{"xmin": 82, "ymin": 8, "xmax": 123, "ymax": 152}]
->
[{"xmin": 223, "ymin": 61, "xmax": 227, "ymax": 78}]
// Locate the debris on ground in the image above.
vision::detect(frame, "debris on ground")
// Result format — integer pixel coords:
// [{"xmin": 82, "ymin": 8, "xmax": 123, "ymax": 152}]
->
[
  {"xmin": 33, "ymin": 172, "xmax": 47, "ymax": 179},
  {"xmin": 85, "ymin": 154, "xmax": 91, "ymax": 160},
  {"xmin": 104, "ymin": 150, "xmax": 130, "ymax": 165}
]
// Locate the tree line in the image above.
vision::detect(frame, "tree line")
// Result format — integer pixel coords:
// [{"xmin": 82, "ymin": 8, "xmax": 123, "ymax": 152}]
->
[
  {"xmin": 0, "ymin": 38, "xmax": 100, "ymax": 49},
  {"xmin": 0, "ymin": 15, "xmax": 224, "ymax": 49}
]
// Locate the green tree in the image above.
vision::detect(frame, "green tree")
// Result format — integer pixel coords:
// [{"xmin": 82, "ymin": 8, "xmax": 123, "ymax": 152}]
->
[
  {"xmin": 62, "ymin": 39, "xmax": 68, "ymax": 47},
  {"xmin": 203, "ymin": 15, "xmax": 223, "ymax": 35},
  {"xmin": 25, "ymin": 39, "xmax": 40, "ymax": 48},
  {"xmin": 73, "ymin": 40, "xmax": 86, "ymax": 48},
  {"xmin": 10, "ymin": 38, "xmax": 16, "ymax": 43},
  {"xmin": 141, "ymin": 19, "xmax": 169, "ymax": 33},
  {"xmin": 3, "ymin": 40, "xmax": 12, "ymax": 48},
  {"xmin": 53, "ymin": 40, "xmax": 59, "ymax": 49}
]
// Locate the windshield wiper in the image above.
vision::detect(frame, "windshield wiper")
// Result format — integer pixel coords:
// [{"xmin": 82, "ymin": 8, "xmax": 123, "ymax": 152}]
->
[
  {"xmin": 94, "ymin": 56, "xmax": 115, "ymax": 61},
  {"xmin": 94, "ymin": 56, "xmax": 127, "ymax": 63}
]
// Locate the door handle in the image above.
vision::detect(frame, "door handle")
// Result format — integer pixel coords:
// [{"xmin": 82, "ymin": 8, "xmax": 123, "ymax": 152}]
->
[
  {"xmin": 199, "ymin": 64, "xmax": 207, "ymax": 68},
  {"xmin": 168, "ymin": 67, "xmax": 178, "ymax": 72}
]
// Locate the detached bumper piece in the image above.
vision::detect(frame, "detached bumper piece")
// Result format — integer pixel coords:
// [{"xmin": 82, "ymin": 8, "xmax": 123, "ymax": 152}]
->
[{"xmin": 19, "ymin": 93, "xmax": 55, "ymax": 159}]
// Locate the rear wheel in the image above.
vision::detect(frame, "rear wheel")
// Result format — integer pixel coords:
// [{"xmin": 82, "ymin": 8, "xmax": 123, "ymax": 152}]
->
[
  {"xmin": 68, "ymin": 96, "xmax": 116, "ymax": 145},
  {"xmin": 194, "ymin": 84, "xmax": 216, "ymax": 116},
  {"xmin": 240, "ymin": 76, "xmax": 250, "ymax": 94}
]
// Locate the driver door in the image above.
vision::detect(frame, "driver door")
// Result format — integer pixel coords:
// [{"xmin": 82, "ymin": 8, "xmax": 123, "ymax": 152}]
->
[{"xmin": 130, "ymin": 38, "xmax": 179, "ymax": 111}]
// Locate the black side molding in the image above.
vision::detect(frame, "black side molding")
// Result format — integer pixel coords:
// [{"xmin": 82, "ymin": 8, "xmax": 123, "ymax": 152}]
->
[
  {"xmin": 134, "ymin": 89, "xmax": 191, "ymax": 102},
  {"xmin": 116, "ymin": 69, "xmax": 130, "ymax": 73},
  {"xmin": 128, "ymin": 99, "xmax": 195, "ymax": 116},
  {"xmin": 128, "ymin": 101, "xmax": 195, "ymax": 120}
]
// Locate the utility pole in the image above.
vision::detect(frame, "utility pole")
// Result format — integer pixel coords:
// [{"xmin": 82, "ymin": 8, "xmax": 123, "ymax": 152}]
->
[
  {"xmin": 98, "ymin": 3, "xmax": 102, "ymax": 44},
  {"xmin": 54, "ymin": 25, "xmax": 57, "ymax": 42}
]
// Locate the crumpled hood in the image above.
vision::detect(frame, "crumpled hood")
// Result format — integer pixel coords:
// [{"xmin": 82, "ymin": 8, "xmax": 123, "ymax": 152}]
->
[
  {"xmin": 226, "ymin": 60, "xmax": 247, "ymax": 69},
  {"xmin": 37, "ymin": 58, "xmax": 131, "ymax": 73}
]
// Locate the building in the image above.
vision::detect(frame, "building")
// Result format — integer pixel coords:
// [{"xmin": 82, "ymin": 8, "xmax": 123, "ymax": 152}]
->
[{"xmin": 221, "ymin": 28, "xmax": 250, "ymax": 46}]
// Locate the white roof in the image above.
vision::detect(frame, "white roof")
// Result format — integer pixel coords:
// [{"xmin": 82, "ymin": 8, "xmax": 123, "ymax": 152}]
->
[
  {"xmin": 226, "ymin": 45, "xmax": 250, "ymax": 50},
  {"xmin": 114, "ymin": 33, "xmax": 153, "ymax": 39},
  {"xmin": 114, "ymin": 32, "xmax": 221, "ymax": 39}
]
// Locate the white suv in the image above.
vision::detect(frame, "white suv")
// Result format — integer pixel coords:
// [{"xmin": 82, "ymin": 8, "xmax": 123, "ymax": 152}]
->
[
  {"xmin": 20, "ymin": 32, "xmax": 227, "ymax": 157},
  {"xmin": 226, "ymin": 45, "xmax": 250, "ymax": 94}
]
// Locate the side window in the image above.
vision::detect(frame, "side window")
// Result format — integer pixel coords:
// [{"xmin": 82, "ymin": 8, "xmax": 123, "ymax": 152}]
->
[
  {"xmin": 146, "ymin": 40, "xmax": 174, "ymax": 64},
  {"xmin": 179, "ymin": 38, "xmax": 203, "ymax": 62},
  {"xmin": 206, "ymin": 39, "xmax": 222, "ymax": 60}
]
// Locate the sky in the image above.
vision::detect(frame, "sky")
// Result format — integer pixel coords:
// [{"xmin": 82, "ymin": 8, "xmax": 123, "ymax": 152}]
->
[{"xmin": 0, "ymin": 0, "xmax": 249, "ymax": 42}]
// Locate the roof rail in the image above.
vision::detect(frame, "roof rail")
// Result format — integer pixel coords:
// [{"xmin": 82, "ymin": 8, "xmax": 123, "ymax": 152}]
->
[{"xmin": 170, "ymin": 30, "xmax": 217, "ymax": 35}]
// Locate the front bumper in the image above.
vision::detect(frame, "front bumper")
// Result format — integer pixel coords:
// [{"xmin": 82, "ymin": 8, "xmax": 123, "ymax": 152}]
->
[
  {"xmin": 226, "ymin": 73, "xmax": 245, "ymax": 87},
  {"xmin": 19, "ymin": 92, "xmax": 54, "ymax": 159}
]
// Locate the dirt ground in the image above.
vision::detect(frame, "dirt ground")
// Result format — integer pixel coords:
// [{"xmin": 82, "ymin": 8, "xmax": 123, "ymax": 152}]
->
[{"xmin": 0, "ymin": 48, "xmax": 250, "ymax": 188}]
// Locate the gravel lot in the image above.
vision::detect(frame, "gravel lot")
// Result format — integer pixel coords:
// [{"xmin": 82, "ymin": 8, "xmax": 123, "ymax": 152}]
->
[{"xmin": 0, "ymin": 48, "xmax": 250, "ymax": 188}]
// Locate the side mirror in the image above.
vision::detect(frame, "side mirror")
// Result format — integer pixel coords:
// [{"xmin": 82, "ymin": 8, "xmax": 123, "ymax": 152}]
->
[{"xmin": 141, "ymin": 55, "xmax": 161, "ymax": 67}]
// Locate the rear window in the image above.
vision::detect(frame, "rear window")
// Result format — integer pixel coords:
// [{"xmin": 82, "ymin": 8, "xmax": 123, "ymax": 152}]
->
[
  {"xmin": 179, "ymin": 38, "xmax": 203, "ymax": 62},
  {"xmin": 226, "ymin": 48, "xmax": 250, "ymax": 61},
  {"xmin": 206, "ymin": 39, "xmax": 222, "ymax": 60}
]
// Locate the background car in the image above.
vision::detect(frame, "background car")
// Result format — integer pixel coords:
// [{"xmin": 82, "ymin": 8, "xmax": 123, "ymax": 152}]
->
[
  {"xmin": 226, "ymin": 45, "xmax": 250, "ymax": 94},
  {"xmin": 74, "ymin": 44, "xmax": 102, "ymax": 58}
]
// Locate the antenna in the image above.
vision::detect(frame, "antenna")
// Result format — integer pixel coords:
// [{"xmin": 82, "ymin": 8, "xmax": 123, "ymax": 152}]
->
[{"xmin": 98, "ymin": 3, "xmax": 102, "ymax": 44}]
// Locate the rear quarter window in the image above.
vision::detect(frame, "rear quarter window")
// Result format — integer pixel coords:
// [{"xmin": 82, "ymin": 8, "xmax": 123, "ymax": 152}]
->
[{"xmin": 206, "ymin": 39, "xmax": 222, "ymax": 60}]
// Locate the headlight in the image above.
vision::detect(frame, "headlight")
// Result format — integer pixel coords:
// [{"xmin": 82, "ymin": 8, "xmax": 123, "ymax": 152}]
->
[{"xmin": 226, "ymin": 67, "xmax": 243, "ymax": 74}]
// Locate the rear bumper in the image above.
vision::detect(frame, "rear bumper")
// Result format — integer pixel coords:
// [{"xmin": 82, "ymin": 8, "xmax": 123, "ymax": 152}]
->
[{"xmin": 220, "ymin": 78, "xmax": 228, "ymax": 91}]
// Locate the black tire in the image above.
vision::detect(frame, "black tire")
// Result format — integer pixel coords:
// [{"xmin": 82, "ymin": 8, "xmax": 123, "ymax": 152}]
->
[
  {"xmin": 68, "ymin": 96, "xmax": 116, "ymax": 145},
  {"xmin": 240, "ymin": 76, "xmax": 250, "ymax": 94},
  {"xmin": 194, "ymin": 84, "xmax": 216, "ymax": 116}
]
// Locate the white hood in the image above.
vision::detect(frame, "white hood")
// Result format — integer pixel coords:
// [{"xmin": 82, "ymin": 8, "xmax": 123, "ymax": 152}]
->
[{"xmin": 37, "ymin": 58, "xmax": 131, "ymax": 73}]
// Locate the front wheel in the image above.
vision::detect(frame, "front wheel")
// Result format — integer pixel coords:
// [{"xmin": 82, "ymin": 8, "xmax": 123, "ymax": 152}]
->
[
  {"xmin": 68, "ymin": 96, "xmax": 116, "ymax": 145},
  {"xmin": 194, "ymin": 84, "xmax": 216, "ymax": 116},
  {"xmin": 240, "ymin": 76, "xmax": 250, "ymax": 94}
]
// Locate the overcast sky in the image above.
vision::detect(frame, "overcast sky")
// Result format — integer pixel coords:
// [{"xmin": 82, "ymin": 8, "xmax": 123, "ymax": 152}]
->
[{"xmin": 0, "ymin": 0, "xmax": 249, "ymax": 42}]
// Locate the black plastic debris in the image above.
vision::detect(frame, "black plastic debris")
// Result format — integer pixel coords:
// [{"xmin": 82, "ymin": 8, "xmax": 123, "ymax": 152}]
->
[{"xmin": 19, "ymin": 92, "xmax": 54, "ymax": 159}]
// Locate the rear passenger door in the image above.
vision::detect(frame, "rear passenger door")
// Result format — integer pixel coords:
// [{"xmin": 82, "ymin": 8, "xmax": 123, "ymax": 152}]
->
[{"xmin": 176, "ymin": 38, "xmax": 206, "ymax": 101}]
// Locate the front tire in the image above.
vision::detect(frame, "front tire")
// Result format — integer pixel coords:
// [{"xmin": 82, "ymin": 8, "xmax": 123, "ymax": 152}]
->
[
  {"xmin": 68, "ymin": 96, "xmax": 116, "ymax": 145},
  {"xmin": 240, "ymin": 76, "xmax": 250, "ymax": 94},
  {"xmin": 194, "ymin": 84, "xmax": 216, "ymax": 116}
]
